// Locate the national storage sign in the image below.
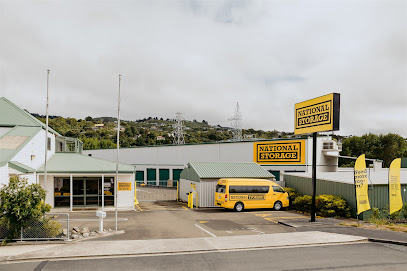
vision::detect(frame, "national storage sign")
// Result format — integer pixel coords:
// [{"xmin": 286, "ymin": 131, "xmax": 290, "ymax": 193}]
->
[
  {"xmin": 253, "ymin": 140, "xmax": 305, "ymax": 165},
  {"xmin": 294, "ymin": 93, "xmax": 340, "ymax": 134}
]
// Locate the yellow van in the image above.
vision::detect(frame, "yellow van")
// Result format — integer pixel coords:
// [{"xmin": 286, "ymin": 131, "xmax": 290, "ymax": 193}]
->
[{"xmin": 215, "ymin": 178, "xmax": 289, "ymax": 212}]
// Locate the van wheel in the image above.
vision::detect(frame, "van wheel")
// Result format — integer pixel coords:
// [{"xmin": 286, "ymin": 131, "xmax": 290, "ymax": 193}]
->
[
  {"xmin": 234, "ymin": 202, "xmax": 244, "ymax": 212},
  {"xmin": 274, "ymin": 201, "xmax": 283, "ymax": 211}
]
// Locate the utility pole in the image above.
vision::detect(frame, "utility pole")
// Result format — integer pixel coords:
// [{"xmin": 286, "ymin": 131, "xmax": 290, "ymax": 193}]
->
[
  {"xmin": 44, "ymin": 70, "xmax": 50, "ymax": 192},
  {"xmin": 115, "ymin": 74, "xmax": 122, "ymax": 232}
]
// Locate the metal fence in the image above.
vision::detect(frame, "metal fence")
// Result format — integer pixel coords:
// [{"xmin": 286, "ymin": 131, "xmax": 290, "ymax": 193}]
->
[{"xmin": 0, "ymin": 213, "xmax": 69, "ymax": 241}]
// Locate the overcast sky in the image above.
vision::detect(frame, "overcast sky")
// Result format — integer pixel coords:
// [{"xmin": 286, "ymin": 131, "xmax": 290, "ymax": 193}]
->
[{"xmin": 0, "ymin": 0, "xmax": 406, "ymax": 137}]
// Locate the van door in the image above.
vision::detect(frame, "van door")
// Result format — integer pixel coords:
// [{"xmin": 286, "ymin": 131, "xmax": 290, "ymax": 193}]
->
[
  {"xmin": 215, "ymin": 184, "xmax": 226, "ymax": 206},
  {"xmin": 271, "ymin": 185, "xmax": 286, "ymax": 206}
]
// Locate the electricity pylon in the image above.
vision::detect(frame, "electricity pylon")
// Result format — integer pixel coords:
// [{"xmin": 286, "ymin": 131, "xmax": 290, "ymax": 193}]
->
[
  {"xmin": 173, "ymin": 112, "xmax": 185, "ymax": 145},
  {"xmin": 228, "ymin": 102, "xmax": 242, "ymax": 141}
]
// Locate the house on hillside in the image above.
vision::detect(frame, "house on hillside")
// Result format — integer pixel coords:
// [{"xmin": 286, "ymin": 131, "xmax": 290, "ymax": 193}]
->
[{"xmin": 0, "ymin": 97, "xmax": 135, "ymax": 210}]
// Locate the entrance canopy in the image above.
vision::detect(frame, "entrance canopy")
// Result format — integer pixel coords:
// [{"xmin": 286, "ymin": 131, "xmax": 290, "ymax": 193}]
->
[{"xmin": 37, "ymin": 153, "xmax": 135, "ymax": 174}]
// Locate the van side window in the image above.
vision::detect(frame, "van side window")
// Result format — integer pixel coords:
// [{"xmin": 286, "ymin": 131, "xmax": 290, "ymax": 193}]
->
[
  {"xmin": 229, "ymin": 186, "xmax": 269, "ymax": 194},
  {"xmin": 272, "ymin": 186, "xmax": 285, "ymax": 193}
]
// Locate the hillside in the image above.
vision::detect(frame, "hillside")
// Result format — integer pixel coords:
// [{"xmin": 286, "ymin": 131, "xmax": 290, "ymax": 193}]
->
[{"xmin": 33, "ymin": 114, "xmax": 292, "ymax": 150}]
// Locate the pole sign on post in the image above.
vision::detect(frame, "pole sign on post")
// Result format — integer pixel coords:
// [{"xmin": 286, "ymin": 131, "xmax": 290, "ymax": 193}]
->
[
  {"xmin": 294, "ymin": 93, "xmax": 340, "ymax": 135},
  {"xmin": 294, "ymin": 93, "xmax": 340, "ymax": 222}
]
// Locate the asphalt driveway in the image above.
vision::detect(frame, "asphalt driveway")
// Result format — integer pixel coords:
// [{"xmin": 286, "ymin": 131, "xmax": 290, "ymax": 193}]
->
[{"xmin": 57, "ymin": 201, "xmax": 304, "ymax": 241}]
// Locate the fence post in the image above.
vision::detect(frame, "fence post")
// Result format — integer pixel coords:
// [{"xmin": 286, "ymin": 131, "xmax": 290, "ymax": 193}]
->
[
  {"xmin": 20, "ymin": 227, "xmax": 23, "ymax": 241},
  {"xmin": 67, "ymin": 213, "xmax": 70, "ymax": 240}
]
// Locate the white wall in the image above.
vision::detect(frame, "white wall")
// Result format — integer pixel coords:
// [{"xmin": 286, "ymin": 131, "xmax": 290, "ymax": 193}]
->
[
  {"xmin": 11, "ymin": 129, "xmax": 56, "ymax": 171},
  {"xmin": 19, "ymin": 173, "xmax": 37, "ymax": 184},
  {"xmin": 84, "ymin": 138, "xmax": 340, "ymax": 182},
  {"xmin": 117, "ymin": 174, "xmax": 135, "ymax": 208},
  {"xmin": 0, "ymin": 165, "xmax": 9, "ymax": 185},
  {"xmin": 306, "ymin": 136, "xmax": 339, "ymax": 173},
  {"xmin": 38, "ymin": 175, "xmax": 55, "ymax": 207},
  {"xmin": 179, "ymin": 178, "xmax": 195, "ymax": 203}
]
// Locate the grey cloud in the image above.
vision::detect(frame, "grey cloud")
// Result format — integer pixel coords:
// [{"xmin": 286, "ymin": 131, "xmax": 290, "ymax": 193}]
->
[{"xmin": 0, "ymin": 0, "xmax": 405, "ymax": 137}]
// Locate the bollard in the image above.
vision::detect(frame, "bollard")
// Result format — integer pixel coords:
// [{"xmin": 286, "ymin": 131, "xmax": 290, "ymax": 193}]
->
[{"xmin": 96, "ymin": 211, "xmax": 106, "ymax": 232}]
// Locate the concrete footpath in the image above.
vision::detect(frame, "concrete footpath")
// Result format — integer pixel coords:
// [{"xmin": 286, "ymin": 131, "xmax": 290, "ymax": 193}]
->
[
  {"xmin": 278, "ymin": 218, "xmax": 407, "ymax": 245},
  {"xmin": 0, "ymin": 231, "xmax": 367, "ymax": 262}
]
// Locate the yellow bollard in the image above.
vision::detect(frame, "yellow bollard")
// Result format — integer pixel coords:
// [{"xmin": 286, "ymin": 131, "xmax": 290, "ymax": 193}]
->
[
  {"xmin": 191, "ymin": 192, "xmax": 194, "ymax": 209},
  {"xmin": 134, "ymin": 182, "xmax": 139, "ymax": 208},
  {"xmin": 177, "ymin": 181, "xmax": 179, "ymax": 202}
]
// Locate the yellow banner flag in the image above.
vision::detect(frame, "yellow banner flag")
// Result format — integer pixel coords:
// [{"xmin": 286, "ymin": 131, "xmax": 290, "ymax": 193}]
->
[
  {"xmin": 354, "ymin": 154, "xmax": 370, "ymax": 215},
  {"xmin": 389, "ymin": 158, "xmax": 403, "ymax": 214}
]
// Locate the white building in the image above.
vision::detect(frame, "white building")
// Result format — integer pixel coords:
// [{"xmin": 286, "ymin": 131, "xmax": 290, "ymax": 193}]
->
[
  {"xmin": 0, "ymin": 97, "xmax": 135, "ymax": 210},
  {"xmin": 84, "ymin": 135, "xmax": 349, "ymax": 186}
]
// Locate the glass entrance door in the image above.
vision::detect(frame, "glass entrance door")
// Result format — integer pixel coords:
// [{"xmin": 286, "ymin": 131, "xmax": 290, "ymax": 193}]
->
[
  {"xmin": 73, "ymin": 178, "xmax": 100, "ymax": 207},
  {"xmin": 70, "ymin": 177, "xmax": 115, "ymax": 207},
  {"xmin": 85, "ymin": 179, "xmax": 99, "ymax": 206}
]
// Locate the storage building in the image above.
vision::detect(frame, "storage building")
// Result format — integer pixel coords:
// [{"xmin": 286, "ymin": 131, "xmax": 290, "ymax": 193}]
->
[{"xmin": 179, "ymin": 162, "xmax": 275, "ymax": 207}]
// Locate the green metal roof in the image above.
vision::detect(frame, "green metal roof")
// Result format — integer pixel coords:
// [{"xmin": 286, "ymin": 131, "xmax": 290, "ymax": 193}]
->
[
  {"xmin": 0, "ymin": 97, "xmax": 60, "ymax": 135},
  {"xmin": 0, "ymin": 126, "xmax": 42, "ymax": 167},
  {"xmin": 37, "ymin": 152, "xmax": 136, "ymax": 174},
  {"xmin": 180, "ymin": 162, "xmax": 274, "ymax": 182},
  {"xmin": 8, "ymin": 161, "xmax": 35, "ymax": 173}
]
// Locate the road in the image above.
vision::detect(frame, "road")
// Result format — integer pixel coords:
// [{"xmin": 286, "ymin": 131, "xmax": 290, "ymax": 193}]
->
[{"xmin": 1, "ymin": 242, "xmax": 407, "ymax": 271}]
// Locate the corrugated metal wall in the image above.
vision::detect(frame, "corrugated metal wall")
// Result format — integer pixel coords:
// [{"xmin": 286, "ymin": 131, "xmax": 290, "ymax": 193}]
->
[
  {"xmin": 179, "ymin": 178, "xmax": 219, "ymax": 207},
  {"xmin": 179, "ymin": 178, "xmax": 194, "ymax": 203},
  {"xmin": 199, "ymin": 179, "xmax": 218, "ymax": 208},
  {"xmin": 285, "ymin": 174, "xmax": 407, "ymax": 220}
]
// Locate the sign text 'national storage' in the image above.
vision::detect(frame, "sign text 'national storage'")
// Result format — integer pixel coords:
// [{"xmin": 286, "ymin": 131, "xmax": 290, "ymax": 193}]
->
[
  {"xmin": 295, "ymin": 93, "xmax": 340, "ymax": 134},
  {"xmin": 253, "ymin": 140, "xmax": 305, "ymax": 165}
]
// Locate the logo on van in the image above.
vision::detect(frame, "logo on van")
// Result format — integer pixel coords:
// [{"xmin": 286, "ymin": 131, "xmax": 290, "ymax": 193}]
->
[
  {"xmin": 230, "ymin": 195, "xmax": 265, "ymax": 200},
  {"xmin": 253, "ymin": 140, "xmax": 305, "ymax": 165}
]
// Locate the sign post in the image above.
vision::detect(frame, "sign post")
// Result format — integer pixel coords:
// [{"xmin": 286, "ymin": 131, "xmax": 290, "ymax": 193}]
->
[{"xmin": 294, "ymin": 93, "xmax": 340, "ymax": 222}]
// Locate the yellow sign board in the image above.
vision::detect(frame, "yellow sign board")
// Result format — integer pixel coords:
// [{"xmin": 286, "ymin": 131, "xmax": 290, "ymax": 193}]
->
[
  {"xmin": 294, "ymin": 93, "xmax": 340, "ymax": 134},
  {"xmin": 354, "ymin": 154, "xmax": 371, "ymax": 215},
  {"xmin": 389, "ymin": 158, "xmax": 403, "ymax": 214},
  {"xmin": 118, "ymin": 182, "xmax": 131, "ymax": 191},
  {"xmin": 253, "ymin": 140, "xmax": 306, "ymax": 165}
]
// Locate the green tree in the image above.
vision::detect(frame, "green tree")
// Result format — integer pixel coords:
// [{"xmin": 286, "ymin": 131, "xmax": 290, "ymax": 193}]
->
[
  {"xmin": 0, "ymin": 177, "xmax": 51, "ymax": 240},
  {"xmin": 340, "ymin": 133, "xmax": 407, "ymax": 167}
]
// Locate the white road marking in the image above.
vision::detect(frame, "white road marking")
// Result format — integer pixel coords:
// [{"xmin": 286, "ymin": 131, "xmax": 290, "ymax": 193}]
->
[{"xmin": 194, "ymin": 224, "xmax": 217, "ymax": 237}]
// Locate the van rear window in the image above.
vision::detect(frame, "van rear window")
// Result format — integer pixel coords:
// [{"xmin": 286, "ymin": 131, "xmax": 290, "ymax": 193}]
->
[
  {"xmin": 229, "ymin": 186, "xmax": 269, "ymax": 194},
  {"xmin": 216, "ymin": 185, "xmax": 226, "ymax": 193}
]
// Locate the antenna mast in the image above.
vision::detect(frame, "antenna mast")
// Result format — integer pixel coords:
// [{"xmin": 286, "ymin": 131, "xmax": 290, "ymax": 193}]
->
[
  {"xmin": 173, "ymin": 112, "xmax": 185, "ymax": 145},
  {"xmin": 228, "ymin": 102, "xmax": 242, "ymax": 141}
]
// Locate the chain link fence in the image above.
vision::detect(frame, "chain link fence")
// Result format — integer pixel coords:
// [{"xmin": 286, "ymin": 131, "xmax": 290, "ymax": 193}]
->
[{"xmin": 0, "ymin": 213, "xmax": 69, "ymax": 241}]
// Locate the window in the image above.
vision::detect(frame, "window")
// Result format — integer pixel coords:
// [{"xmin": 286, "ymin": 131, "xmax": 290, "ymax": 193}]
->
[
  {"xmin": 216, "ymin": 185, "xmax": 226, "ymax": 193},
  {"xmin": 229, "ymin": 186, "xmax": 269, "ymax": 194},
  {"xmin": 272, "ymin": 186, "xmax": 285, "ymax": 193}
]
